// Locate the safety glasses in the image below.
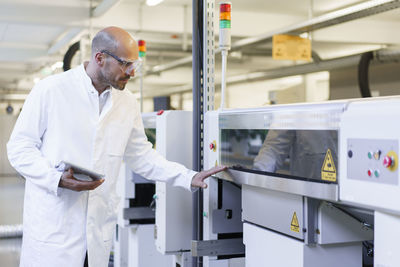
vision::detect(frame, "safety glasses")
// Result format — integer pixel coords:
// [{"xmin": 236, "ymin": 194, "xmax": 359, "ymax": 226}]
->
[{"xmin": 101, "ymin": 50, "xmax": 142, "ymax": 73}]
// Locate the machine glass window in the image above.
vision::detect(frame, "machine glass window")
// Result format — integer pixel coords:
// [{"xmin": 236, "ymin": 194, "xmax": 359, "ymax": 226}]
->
[
  {"xmin": 145, "ymin": 128, "xmax": 156, "ymax": 148},
  {"xmin": 220, "ymin": 129, "xmax": 338, "ymax": 183}
]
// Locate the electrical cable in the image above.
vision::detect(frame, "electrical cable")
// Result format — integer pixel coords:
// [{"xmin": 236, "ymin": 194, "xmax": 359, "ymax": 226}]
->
[
  {"xmin": 358, "ymin": 51, "xmax": 373, "ymax": 98},
  {"xmin": 63, "ymin": 41, "xmax": 81, "ymax": 72}
]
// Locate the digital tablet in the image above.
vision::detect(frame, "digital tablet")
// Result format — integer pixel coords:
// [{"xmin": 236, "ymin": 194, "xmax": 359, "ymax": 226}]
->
[{"xmin": 56, "ymin": 161, "xmax": 105, "ymax": 181}]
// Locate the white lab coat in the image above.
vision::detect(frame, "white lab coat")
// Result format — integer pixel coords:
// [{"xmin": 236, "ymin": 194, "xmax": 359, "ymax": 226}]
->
[{"xmin": 7, "ymin": 64, "xmax": 196, "ymax": 267}]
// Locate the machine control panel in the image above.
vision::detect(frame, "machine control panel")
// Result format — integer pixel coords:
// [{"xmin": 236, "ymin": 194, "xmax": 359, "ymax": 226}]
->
[{"xmin": 347, "ymin": 138, "xmax": 398, "ymax": 185}]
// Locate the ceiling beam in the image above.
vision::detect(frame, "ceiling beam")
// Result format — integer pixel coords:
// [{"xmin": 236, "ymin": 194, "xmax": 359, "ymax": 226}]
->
[
  {"xmin": 91, "ymin": 0, "xmax": 121, "ymax": 17},
  {"xmin": 0, "ymin": 3, "xmax": 90, "ymax": 26}
]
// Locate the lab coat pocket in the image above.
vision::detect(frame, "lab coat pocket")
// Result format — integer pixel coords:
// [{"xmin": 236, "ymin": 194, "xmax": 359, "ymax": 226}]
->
[
  {"xmin": 26, "ymin": 190, "xmax": 67, "ymax": 244},
  {"xmin": 106, "ymin": 123, "xmax": 130, "ymax": 157}
]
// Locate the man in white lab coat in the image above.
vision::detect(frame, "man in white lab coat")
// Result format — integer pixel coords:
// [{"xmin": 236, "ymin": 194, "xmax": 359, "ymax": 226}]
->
[{"xmin": 7, "ymin": 26, "xmax": 225, "ymax": 267}]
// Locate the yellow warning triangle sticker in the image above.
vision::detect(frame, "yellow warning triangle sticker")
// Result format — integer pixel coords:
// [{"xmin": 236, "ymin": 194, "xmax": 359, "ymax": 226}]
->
[
  {"xmin": 321, "ymin": 149, "xmax": 337, "ymax": 182},
  {"xmin": 290, "ymin": 212, "xmax": 300, "ymax": 233}
]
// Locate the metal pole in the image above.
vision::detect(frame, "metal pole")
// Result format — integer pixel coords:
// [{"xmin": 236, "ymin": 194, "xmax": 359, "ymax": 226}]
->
[
  {"xmin": 0, "ymin": 224, "xmax": 23, "ymax": 239},
  {"xmin": 220, "ymin": 50, "xmax": 228, "ymax": 110},
  {"xmin": 192, "ymin": 0, "xmax": 203, "ymax": 266},
  {"xmin": 139, "ymin": 66, "xmax": 143, "ymax": 112}
]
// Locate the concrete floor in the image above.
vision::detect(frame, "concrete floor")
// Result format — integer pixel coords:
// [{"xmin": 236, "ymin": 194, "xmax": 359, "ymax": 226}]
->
[{"xmin": 0, "ymin": 175, "xmax": 25, "ymax": 267}]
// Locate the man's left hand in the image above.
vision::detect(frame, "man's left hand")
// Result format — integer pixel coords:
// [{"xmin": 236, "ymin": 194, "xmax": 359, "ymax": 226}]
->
[{"xmin": 191, "ymin": 165, "xmax": 227, "ymax": 189}]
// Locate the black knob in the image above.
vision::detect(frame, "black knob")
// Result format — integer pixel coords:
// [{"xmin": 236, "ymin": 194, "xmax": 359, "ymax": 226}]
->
[{"xmin": 348, "ymin": 150, "xmax": 353, "ymax": 158}]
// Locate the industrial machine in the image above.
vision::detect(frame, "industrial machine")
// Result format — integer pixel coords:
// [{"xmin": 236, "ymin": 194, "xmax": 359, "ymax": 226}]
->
[
  {"xmin": 202, "ymin": 97, "xmax": 400, "ymax": 267},
  {"xmin": 114, "ymin": 111, "xmax": 193, "ymax": 267},
  {"xmin": 154, "ymin": 110, "xmax": 193, "ymax": 267}
]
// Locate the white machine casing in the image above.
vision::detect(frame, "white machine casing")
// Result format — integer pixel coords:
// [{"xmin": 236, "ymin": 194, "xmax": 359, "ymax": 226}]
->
[
  {"xmin": 115, "ymin": 111, "xmax": 193, "ymax": 267},
  {"xmin": 340, "ymin": 97, "xmax": 400, "ymax": 213},
  {"xmin": 154, "ymin": 111, "xmax": 193, "ymax": 267},
  {"xmin": 339, "ymin": 97, "xmax": 400, "ymax": 267},
  {"xmin": 243, "ymin": 222, "xmax": 361, "ymax": 267},
  {"xmin": 115, "ymin": 112, "xmax": 172, "ymax": 267}
]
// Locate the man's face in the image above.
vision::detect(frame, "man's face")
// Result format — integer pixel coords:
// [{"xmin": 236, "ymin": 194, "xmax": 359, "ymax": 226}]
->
[{"xmin": 99, "ymin": 49, "xmax": 140, "ymax": 90}]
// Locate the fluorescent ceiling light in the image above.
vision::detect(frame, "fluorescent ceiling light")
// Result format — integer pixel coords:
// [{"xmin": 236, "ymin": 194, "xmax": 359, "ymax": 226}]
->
[{"xmin": 146, "ymin": 0, "xmax": 164, "ymax": 6}]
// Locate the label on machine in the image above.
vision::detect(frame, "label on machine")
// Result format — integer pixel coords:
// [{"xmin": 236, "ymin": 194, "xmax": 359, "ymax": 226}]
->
[
  {"xmin": 321, "ymin": 149, "xmax": 337, "ymax": 182},
  {"xmin": 290, "ymin": 212, "xmax": 300, "ymax": 233},
  {"xmin": 272, "ymin": 34, "xmax": 311, "ymax": 61}
]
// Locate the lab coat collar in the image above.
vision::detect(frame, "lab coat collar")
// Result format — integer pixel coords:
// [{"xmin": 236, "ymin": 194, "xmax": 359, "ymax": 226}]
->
[{"xmin": 79, "ymin": 64, "xmax": 111, "ymax": 96}]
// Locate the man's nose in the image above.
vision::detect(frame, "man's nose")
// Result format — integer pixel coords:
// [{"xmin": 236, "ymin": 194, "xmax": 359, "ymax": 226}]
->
[{"xmin": 126, "ymin": 66, "xmax": 135, "ymax": 76}]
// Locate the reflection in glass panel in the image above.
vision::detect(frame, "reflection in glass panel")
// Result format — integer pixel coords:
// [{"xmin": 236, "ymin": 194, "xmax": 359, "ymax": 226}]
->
[
  {"xmin": 220, "ymin": 129, "xmax": 338, "ymax": 183},
  {"xmin": 145, "ymin": 128, "xmax": 156, "ymax": 148},
  {"xmin": 131, "ymin": 128, "xmax": 156, "ymax": 184}
]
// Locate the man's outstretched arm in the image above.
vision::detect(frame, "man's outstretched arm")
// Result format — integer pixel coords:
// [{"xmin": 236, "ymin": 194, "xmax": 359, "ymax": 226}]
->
[{"xmin": 191, "ymin": 165, "xmax": 227, "ymax": 189}]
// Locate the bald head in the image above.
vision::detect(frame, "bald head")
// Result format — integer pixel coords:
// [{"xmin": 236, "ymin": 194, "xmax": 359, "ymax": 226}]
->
[
  {"xmin": 91, "ymin": 26, "xmax": 138, "ymax": 58},
  {"xmin": 86, "ymin": 27, "xmax": 139, "ymax": 93}
]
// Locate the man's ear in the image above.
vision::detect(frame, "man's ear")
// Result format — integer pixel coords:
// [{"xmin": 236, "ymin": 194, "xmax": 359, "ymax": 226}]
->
[{"xmin": 94, "ymin": 52, "xmax": 105, "ymax": 67}]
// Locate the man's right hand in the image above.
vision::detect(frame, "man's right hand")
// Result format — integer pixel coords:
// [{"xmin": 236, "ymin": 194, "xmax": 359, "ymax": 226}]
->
[{"xmin": 59, "ymin": 168, "xmax": 104, "ymax": 192}]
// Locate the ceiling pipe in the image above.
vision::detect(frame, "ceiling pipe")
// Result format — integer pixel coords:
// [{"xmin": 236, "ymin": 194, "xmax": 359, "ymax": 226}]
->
[
  {"xmin": 0, "ymin": 224, "xmax": 23, "ymax": 239},
  {"xmin": 220, "ymin": 49, "xmax": 400, "ymax": 86},
  {"xmin": 182, "ymin": 4, "xmax": 189, "ymax": 51},
  {"xmin": 145, "ymin": 56, "xmax": 193, "ymax": 75},
  {"xmin": 0, "ymin": 94, "xmax": 28, "ymax": 102},
  {"xmin": 141, "ymin": 0, "xmax": 400, "ymax": 77}
]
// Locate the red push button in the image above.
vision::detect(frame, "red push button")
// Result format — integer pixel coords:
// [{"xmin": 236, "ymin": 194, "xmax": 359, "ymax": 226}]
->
[
  {"xmin": 157, "ymin": 110, "xmax": 164, "ymax": 115},
  {"xmin": 209, "ymin": 141, "xmax": 217, "ymax": 152},
  {"xmin": 383, "ymin": 156, "xmax": 393, "ymax": 168},
  {"xmin": 367, "ymin": 169, "xmax": 372, "ymax": 177}
]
